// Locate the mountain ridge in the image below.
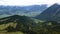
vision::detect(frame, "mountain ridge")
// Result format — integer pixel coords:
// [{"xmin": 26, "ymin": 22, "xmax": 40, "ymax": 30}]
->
[
  {"xmin": 0, "ymin": 4, "xmax": 47, "ymax": 17},
  {"xmin": 35, "ymin": 3, "xmax": 60, "ymax": 22}
]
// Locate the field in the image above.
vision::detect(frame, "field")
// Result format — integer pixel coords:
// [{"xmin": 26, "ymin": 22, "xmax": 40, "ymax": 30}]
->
[{"xmin": 0, "ymin": 23, "xmax": 23, "ymax": 34}]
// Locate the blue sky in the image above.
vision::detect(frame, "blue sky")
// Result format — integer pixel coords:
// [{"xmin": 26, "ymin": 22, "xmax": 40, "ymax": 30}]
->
[{"xmin": 0, "ymin": 0, "xmax": 60, "ymax": 6}]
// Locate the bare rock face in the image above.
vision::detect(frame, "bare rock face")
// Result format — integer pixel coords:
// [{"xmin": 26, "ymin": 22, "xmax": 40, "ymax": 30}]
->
[{"xmin": 35, "ymin": 3, "xmax": 60, "ymax": 22}]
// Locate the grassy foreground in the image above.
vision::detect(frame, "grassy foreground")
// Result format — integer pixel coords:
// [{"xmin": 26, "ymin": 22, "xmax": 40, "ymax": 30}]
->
[{"xmin": 0, "ymin": 31, "xmax": 23, "ymax": 34}]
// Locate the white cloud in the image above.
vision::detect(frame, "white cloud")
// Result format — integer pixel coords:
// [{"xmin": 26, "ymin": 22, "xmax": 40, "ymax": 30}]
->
[{"xmin": 0, "ymin": 0, "xmax": 60, "ymax": 6}]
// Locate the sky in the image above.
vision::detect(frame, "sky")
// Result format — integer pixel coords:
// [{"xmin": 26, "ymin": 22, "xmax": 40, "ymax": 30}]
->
[{"xmin": 0, "ymin": 0, "xmax": 60, "ymax": 6}]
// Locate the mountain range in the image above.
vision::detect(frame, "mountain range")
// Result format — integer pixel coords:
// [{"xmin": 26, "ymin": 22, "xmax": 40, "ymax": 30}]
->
[
  {"xmin": 0, "ymin": 4, "xmax": 47, "ymax": 18},
  {"xmin": 0, "ymin": 3, "xmax": 60, "ymax": 34}
]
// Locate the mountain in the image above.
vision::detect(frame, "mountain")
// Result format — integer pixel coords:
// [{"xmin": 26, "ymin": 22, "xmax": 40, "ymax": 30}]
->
[
  {"xmin": 0, "ymin": 15, "xmax": 37, "ymax": 33},
  {"xmin": 35, "ymin": 3, "xmax": 60, "ymax": 22},
  {"xmin": 0, "ymin": 15, "xmax": 35, "ymax": 24},
  {"xmin": 0, "ymin": 15, "xmax": 60, "ymax": 34},
  {"xmin": 23, "ymin": 4, "xmax": 47, "ymax": 12},
  {"xmin": 0, "ymin": 4, "xmax": 47, "ymax": 17}
]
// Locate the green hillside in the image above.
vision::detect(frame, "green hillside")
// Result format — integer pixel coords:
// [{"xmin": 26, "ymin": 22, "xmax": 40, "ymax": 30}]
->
[{"xmin": 0, "ymin": 15, "xmax": 60, "ymax": 34}]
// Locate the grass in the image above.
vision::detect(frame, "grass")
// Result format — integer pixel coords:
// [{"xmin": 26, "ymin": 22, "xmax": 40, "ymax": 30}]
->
[
  {"xmin": 0, "ymin": 31, "xmax": 23, "ymax": 34},
  {"xmin": 0, "ymin": 22, "xmax": 24, "ymax": 34}
]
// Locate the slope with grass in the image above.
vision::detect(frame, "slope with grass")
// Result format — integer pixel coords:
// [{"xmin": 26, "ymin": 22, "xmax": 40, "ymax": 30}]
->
[{"xmin": 0, "ymin": 15, "xmax": 60, "ymax": 34}]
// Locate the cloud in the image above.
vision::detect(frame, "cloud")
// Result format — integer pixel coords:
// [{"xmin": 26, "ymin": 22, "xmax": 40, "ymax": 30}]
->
[{"xmin": 0, "ymin": 0, "xmax": 60, "ymax": 6}]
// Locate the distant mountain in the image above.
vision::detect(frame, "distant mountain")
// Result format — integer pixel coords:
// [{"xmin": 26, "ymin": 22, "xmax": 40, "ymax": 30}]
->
[
  {"xmin": 35, "ymin": 3, "xmax": 60, "ymax": 22},
  {"xmin": 23, "ymin": 5, "xmax": 47, "ymax": 12},
  {"xmin": 0, "ymin": 4, "xmax": 47, "ymax": 17}
]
